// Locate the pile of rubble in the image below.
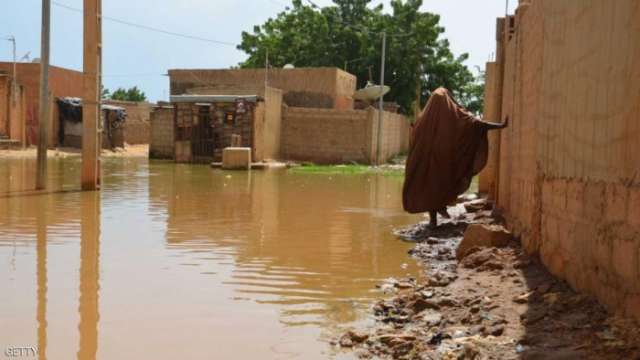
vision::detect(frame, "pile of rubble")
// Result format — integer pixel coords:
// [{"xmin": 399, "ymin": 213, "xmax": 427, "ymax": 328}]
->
[{"xmin": 335, "ymin": 196, "xmax": 640, "ymax": 359}]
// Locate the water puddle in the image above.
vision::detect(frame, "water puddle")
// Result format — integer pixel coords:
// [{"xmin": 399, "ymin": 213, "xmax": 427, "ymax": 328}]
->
[{"xmin": 0, "ymin": 157, "xmax": 421, "ymax": 359}]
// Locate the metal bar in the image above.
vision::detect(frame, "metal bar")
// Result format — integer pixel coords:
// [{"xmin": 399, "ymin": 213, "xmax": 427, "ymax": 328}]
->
[{"xmin": 376, "ymin": 32, "xmax": 387, "ymax": 165}]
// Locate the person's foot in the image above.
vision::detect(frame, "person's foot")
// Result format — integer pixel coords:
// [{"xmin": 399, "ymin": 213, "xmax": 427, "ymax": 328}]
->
[{"xmin": 428, "ymin": 211, "xmax": 438, "ymax": 229}]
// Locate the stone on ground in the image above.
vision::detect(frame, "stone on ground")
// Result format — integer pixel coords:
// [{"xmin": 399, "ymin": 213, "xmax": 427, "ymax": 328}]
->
[
  {"xmin": 222, "ymin": 147, "xmax": 251, "ymax": 170},
  {"xmin": 456, "ymin": 224, "xmax": 513, "ymax": 260}
]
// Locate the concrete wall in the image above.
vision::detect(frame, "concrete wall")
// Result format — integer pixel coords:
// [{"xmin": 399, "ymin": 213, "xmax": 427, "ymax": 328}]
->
[
  {"xmin": 481, "ymin": 0, "xmax": 640, "ymax": 320},
  {"xmin": 149, "ymin": 106, "xmax": 174, "ymax": 159},
  {"xmin": 168, "ymin": 67, "xmax": 356, "ymax": 110},
  {"xmin": 281, "ymin": 106, "xmax": 409, "ymax": 165},
  {"xmin": 103, "ymin": 100, "xmax": 152, "ymax": 144}
]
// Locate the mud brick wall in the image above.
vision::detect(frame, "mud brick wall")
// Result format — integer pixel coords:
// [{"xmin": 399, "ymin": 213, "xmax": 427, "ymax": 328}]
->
[
  {"xmin": 169, "ymin": 67, "xmax": 355, "ymax": 110},
  {"xmin": 149, "ymin": 106, "xmax": 174, "ymax": 159},
  {"xmin": 281, "ymin": 107, "xmax": 409, "ymax": 165},
  {"xmin": 481, "ymin": 0, "xmax": 640, "ymax": 320},
  {"xmin": 370, "ymin": 108, "xmax": 410, "ymax": 163},
  {"xmin": 103, "ymin": 100, "xmax": 152, "ymax": 144},
  {"xmin": 0, "ymin": 63, "xmax": 83, "ymax": 146}
]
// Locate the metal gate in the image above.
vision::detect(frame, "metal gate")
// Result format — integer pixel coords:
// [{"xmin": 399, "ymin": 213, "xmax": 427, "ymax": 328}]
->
[{"xmin": 191, "ymin": 105, "xmax": 215, "ymax": 163}]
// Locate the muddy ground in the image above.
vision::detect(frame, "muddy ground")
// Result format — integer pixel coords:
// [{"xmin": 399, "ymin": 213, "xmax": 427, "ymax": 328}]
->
[
  {"xmin": 336, "ymin": 196, "xmax": 640, "ymax": 360},
  {"xmin": 0, "ymin": 144, "xmax": 149, "ymax": 159}
]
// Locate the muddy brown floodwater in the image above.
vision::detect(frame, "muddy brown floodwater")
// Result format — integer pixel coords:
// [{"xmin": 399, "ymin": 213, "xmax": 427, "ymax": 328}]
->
[{"xmin": 0, "ymin": 157, "xmax": 423, "ymax": 359}]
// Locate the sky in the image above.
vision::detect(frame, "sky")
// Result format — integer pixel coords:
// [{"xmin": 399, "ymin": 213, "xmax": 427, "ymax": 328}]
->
[{"xmin": 1, "ymin": 0, "xmax": 511, "ymax": 102}]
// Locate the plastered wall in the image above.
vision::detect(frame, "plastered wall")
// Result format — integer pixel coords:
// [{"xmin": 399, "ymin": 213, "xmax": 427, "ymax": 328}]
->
[
  {"xmin": 481, "ymin": 0, "xmax": 640, "ymax": 319},
  {"xmin": 0, "ymin": 63, "xmax": 83, "ymax": 146}
]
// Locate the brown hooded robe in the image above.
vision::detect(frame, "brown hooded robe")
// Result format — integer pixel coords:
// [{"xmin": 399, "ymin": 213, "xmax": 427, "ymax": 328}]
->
[{"xmin": 402, "ymin": 87, "xmax": 488, "ymax": 214}]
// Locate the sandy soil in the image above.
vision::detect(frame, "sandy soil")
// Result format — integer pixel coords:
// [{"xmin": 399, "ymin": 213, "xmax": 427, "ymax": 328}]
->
[
  {"xmin": 336, "ymin": 197, "xmax": 640, "ymax": 359},
  {"xmin": 0, "ymin": 144, "xmax": 149, "ymax": 159}
]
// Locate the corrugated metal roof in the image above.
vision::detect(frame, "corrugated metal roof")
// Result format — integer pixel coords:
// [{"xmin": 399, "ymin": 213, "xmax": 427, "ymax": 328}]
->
[{"xmin": 170, "ymin": 95, "xmax": 260, "ymax": 103}]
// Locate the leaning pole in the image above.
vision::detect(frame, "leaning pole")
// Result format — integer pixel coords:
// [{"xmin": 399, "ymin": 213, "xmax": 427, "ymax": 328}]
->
[{"xmin": 82, "ymin": 0, "xmax": 101, "ymax": 191}]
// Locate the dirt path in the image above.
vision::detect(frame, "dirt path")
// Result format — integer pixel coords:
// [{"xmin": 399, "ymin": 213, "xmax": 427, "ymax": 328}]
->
[
  {"xmin": 336, "ymin": 198, "xmax": 640, "ymax": 359},
  {"xmin": 0, "ymin": 144, "xmax": 149, "ymax": 159}
]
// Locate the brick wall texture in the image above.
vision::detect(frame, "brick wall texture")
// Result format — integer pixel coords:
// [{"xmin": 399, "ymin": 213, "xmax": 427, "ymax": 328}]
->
[
  {"xmin": 480, "ymin": 0, "xmax": 640, "ymax": 320},
  {"xmin": 168, "ymin": 67, "xmax": 355, "ymax": 111},
  {"xmin": 281, "ymin": 106, "xmax": 409, "ymax": 165},
  {"xmin": 149, "ymin": 106, "xmax": 174, "ymax": 159},
  {"xmin": 103, "ymin": 100, "xmax": 152, "ymax": 144}
]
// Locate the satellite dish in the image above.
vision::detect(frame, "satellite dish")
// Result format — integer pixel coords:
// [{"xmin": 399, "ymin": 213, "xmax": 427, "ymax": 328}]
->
[
  {"xmin": 354, "ymin": 81, "xmax": 390, "ymax": 101},
  {"xmin": 283, "ymin": 64, "xmax": 295, "ymax": 69}
]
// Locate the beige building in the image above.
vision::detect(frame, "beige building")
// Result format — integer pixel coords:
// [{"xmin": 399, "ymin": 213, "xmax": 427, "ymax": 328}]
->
[{"xmin": 154, "ymin": 67, "xmax": 409, "ymax": 164}]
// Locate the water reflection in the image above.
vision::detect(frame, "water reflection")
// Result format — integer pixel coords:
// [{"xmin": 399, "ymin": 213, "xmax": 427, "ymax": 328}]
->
[
  {"xmin": 78, "ymin": 192, "xmax": 100, "ymax": 360},
  {"xmin": 1, "ymin": 157, "xmax": 420, "ymax": 359},
  {"xmin": 36, "ymin": 196, "xmax": 47, "ymax": 360}
]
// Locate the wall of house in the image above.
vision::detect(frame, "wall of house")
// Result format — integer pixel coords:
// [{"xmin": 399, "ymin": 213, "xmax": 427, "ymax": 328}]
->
[
  {"xmin": 169, "ymin": 67, "xmax": 355, "ymax": 110},
  {"xmin": 0, "ymin": 63, "xmax": 83, "ymax": 146},
  {"xmin": 281, "ymin": 107, "xmax": 373, "ymax": 164},
  {"xmin": 0, "ymin": 75, "xmax": 27, "ymax": 145},
  {"xmin": 0, "ymin": 76, "xmax": 8, "ymax": 137},
  {"xmin": 281, "ymin": 106, "xmax": 409, "ymax": 165},
  {"xmin": 262, "ymin": 87, "xmax": 283, "ymax": 160},
  {"xmin": 370, "ymin": 108, "xmax": 410, "ymax": 164},
  {"xmin": 103, "ymin": 100, "xmax": 152, "ymax": 144},
  {"xmin": 149, "ymin": 106, "xmax": 175, "ymax": 159},
  {"xmin": 481, "ymin": 0, "xmax": 640, "ymax": 320}
]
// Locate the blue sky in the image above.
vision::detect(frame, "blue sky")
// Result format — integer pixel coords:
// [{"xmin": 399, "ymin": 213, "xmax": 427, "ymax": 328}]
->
[{"xmin": 1, "ymin": 0, "xmax": 510, "ymax": 102}]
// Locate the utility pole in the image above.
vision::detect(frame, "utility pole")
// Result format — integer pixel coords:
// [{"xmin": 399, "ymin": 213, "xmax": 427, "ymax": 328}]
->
[
  {"xmin": 376, "ymin": 31, "xmax": 386, "ymax": 165},
  {"xmin": 36, "ymin": 0, "xmax": 51, "ymax": 190},
  {"xmin": 6, "ymin": 36, "xmax": 17, "ymax": 104},
  {"xmin": 264, "ymin": 48, "xmax": 269, "ymax": 88},
  {"xmin": 82, "ymin": 0, "xmax": 102, "ymax": 190}
]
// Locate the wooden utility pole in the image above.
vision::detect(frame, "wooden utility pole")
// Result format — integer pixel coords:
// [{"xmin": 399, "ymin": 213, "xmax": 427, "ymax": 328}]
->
[
  {"xmin": 36, "ymin": 0, "xmax": 51, "ymax": 190},
  {"xmin": 82, "ymin": 0, "xmax": 102, "ymax": 190}
]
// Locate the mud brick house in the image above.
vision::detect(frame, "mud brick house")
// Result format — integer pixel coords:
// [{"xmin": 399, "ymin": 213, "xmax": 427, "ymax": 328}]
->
[
  {"xmin": 156, "ymin": 67, "xmax": 409, "ymax": 164},
  {"xmin": 168, "ymin": 67, "xmax": 356, "ymax": 110},
  {"xmin": 0, "ymin": 62, "xmax": 83, "ymax": 147},
  {"xmin": 57, "ymin": 97, "xmax": 127, "ymax": 149},
  {"xmin": 170, "ymin": 89, "xmax": 282, "ymax": 163},
  {"xmin": 102, "ymin": 100, "xmax": 153, "ymax": 145},
  {"xmin": 479, "ymin": 0, "xmax": 640, "ymax": 320}
]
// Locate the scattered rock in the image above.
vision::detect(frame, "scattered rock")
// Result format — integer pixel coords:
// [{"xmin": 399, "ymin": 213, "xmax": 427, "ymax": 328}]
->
[
  {"xmin": 513, "ymin": 291, "xmax": 535, "ymax": 304},
  {"xmin": 487, "ymin": 325, "xmax": 504, "ymax": 336},
  {"xmin": 456, "ymin": 224, "xmax": 513, "ymax": 260}
]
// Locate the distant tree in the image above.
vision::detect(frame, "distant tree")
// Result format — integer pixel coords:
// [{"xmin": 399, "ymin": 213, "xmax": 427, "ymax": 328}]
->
[
  {"xmin": 108, "ymin": 86, "xmax": 147, "ymax": 102},
  {"xmin": 237, "ymin": 0, "xmax": 476, "ymax": 114},
  {"xmin": 457, "ymin": 68, "xmax": 485, "ymax": 116}
]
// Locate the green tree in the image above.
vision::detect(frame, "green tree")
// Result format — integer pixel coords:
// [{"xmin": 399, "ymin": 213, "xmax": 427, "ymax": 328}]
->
[
  {"xmin": 101, "ymin": 85, "xmax": 110, "ymax": 100},
  {"xmin": 238, "ymin": 0, "xmax": 477, "ymax": 114},
  {"xmin": 457, "ymin": 68, "xmax": 485, "ymax": 116},
  {"xmin": 108, "ymin": 86, "xmax": 147, "ymax": 102}
]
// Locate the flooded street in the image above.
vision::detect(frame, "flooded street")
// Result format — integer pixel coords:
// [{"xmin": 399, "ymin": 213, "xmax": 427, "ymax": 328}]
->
[{"xmin": 0, "ymin": 157, "xmax": 421, "ymax": 359}]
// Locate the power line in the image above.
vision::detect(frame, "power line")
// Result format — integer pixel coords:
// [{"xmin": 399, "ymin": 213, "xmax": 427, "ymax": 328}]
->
[{"xmin": 51, "ymin": 0, "xmax": 237, "ymax": 47}]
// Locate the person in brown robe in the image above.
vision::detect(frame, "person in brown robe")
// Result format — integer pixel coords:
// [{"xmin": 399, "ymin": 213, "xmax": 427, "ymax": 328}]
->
[{"xmin": 402, "ymin": 87, "xmax": 508, "ymax": 228}]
